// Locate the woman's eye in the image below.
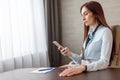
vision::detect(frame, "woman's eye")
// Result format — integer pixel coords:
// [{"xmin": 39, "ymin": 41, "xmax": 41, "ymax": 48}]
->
[{"xmin": 84, "ymin": 12, "xmax": 88, "ymax": 15}]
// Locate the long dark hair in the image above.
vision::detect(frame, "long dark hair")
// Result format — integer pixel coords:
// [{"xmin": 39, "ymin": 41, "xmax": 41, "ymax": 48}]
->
[{"xmin": 80, "ymin": 1, "xmax": 110, "ymax": 41}]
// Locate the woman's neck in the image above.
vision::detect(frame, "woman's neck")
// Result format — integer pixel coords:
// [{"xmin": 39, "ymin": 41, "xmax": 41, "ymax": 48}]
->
[{"xmin": 90, "ymin": 22, "xmax": 99, "ymax": 30}]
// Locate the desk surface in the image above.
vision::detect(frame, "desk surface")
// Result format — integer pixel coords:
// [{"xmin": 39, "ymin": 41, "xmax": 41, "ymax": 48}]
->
[{"xmin": 0, "ymin": 68, "xmax": 120, "ymax": 80}]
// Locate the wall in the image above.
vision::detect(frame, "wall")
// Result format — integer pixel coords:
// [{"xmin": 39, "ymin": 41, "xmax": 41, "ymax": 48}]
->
[{"xmin": 58, "ymin": 0, "xmax": 120, "ymax": 65}]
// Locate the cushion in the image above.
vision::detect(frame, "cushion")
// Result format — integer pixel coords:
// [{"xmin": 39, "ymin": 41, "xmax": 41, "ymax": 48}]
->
[{"xmin": 109, "ymin": 25, "xmax": 120, "ymax": 68}]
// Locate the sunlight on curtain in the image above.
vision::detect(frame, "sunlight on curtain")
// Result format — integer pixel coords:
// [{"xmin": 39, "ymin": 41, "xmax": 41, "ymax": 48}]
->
[{"xmin": 0, "ymin": 0, "xmax": 49, "ymax": 72}]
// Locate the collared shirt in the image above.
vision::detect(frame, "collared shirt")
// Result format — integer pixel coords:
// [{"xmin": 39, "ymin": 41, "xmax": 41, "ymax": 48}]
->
[{"xmin": 70, "ymin": 25, "xmax": 113, "ymax": 71}]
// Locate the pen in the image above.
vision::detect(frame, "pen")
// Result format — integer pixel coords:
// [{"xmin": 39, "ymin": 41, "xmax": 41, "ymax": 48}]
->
[{"xmin": 38, "ymin": 68, "xmax": 52, "ymax": 71}]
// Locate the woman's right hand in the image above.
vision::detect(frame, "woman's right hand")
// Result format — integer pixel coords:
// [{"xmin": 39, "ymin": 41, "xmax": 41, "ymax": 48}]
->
[{"xmin": 58, "ymin": 47, "xmax": 72, "ymax": 56}]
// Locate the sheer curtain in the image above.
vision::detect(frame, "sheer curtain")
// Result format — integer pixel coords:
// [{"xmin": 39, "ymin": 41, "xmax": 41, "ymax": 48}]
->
[{"xmin": 0, "ymin": 0, "xmax": 49, "ymax": 72}]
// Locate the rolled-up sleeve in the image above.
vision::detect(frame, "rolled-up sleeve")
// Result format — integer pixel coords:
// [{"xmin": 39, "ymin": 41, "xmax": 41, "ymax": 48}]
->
[{"xmin": 86, "ymin": 28, "xmax": 113, "ymax": 71}]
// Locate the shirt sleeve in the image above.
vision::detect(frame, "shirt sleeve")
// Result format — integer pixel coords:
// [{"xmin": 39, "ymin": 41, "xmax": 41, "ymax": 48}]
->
[
  {"xmin": 86, "ymin": 28, "xmax": 113, "ymax": 71},
  {"xmin": 69, "ymin": 52, "xmax": 82, "ymax": 64}
]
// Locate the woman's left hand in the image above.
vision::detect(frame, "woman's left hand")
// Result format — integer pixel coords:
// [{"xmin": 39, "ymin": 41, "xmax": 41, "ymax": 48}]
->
[{"xmin": 59, "ymin": 65, "xmax": 86, "ymax": 77}]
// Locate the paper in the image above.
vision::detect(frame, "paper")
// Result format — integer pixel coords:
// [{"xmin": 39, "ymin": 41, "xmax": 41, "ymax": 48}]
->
[{"xmin": 31, "ymin": 67, "xmax": 55, "ymax": 73}]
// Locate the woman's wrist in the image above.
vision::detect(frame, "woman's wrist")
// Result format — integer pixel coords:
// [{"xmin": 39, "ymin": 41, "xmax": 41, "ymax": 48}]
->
[
  {"xmin": 83, "ymin": 65, "xmax": 87, "ymax": 72},
  {"xmin": 81, "ymin": 65, "xmax": 87, "ymax": 72}
]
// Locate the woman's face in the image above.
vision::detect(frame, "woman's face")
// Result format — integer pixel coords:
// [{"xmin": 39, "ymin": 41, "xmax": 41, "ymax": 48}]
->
[{"xmin": 81, "ymin": 6, "xmax": 96, "ymax": 26}]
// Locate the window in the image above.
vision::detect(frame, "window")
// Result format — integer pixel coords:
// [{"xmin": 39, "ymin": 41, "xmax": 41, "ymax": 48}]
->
[{"xmin": 0, "ymin": 0, "xmax": 47, "ymax": 60}]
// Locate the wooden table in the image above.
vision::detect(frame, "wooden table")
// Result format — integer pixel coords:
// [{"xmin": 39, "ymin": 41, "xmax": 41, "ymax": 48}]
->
[{"xmin": 0, "ymin": 68, "xmax": 120, "ymax": 80}]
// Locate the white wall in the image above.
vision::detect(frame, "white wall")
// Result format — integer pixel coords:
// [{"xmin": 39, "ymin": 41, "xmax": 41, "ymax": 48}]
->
[{"xmin": 58, "ymin": 0, "xmax": 120, "ymax": 64}]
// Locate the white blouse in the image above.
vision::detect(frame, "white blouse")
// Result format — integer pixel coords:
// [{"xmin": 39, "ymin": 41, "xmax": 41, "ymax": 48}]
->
[{"xmin": 70, "ymin": 25, "xmax": 113, "ymax": 71}]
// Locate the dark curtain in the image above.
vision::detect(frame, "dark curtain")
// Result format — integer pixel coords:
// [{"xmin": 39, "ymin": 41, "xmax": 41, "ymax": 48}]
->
[{"xmin": 44, "ymin": 0, "xmax": 61, "ymax": 67}]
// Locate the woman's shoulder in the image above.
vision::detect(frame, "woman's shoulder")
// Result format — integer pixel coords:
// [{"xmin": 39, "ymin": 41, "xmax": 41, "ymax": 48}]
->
[
  {"xmin": 95, "ymin": 25, "xmax": 112, "ymax": 39},
  {"xmin": 99, "ymin": 25, "xmax": 113, "ymax": 39},
  {"xmin": 98, "ymin": 25, "xmax": 112, "ymax": 34}
]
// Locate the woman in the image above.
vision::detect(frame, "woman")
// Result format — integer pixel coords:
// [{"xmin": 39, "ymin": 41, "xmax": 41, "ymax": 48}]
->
[{"xmin": 58, "ymin": 1, "xmax": 113, "ymax": 77}]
